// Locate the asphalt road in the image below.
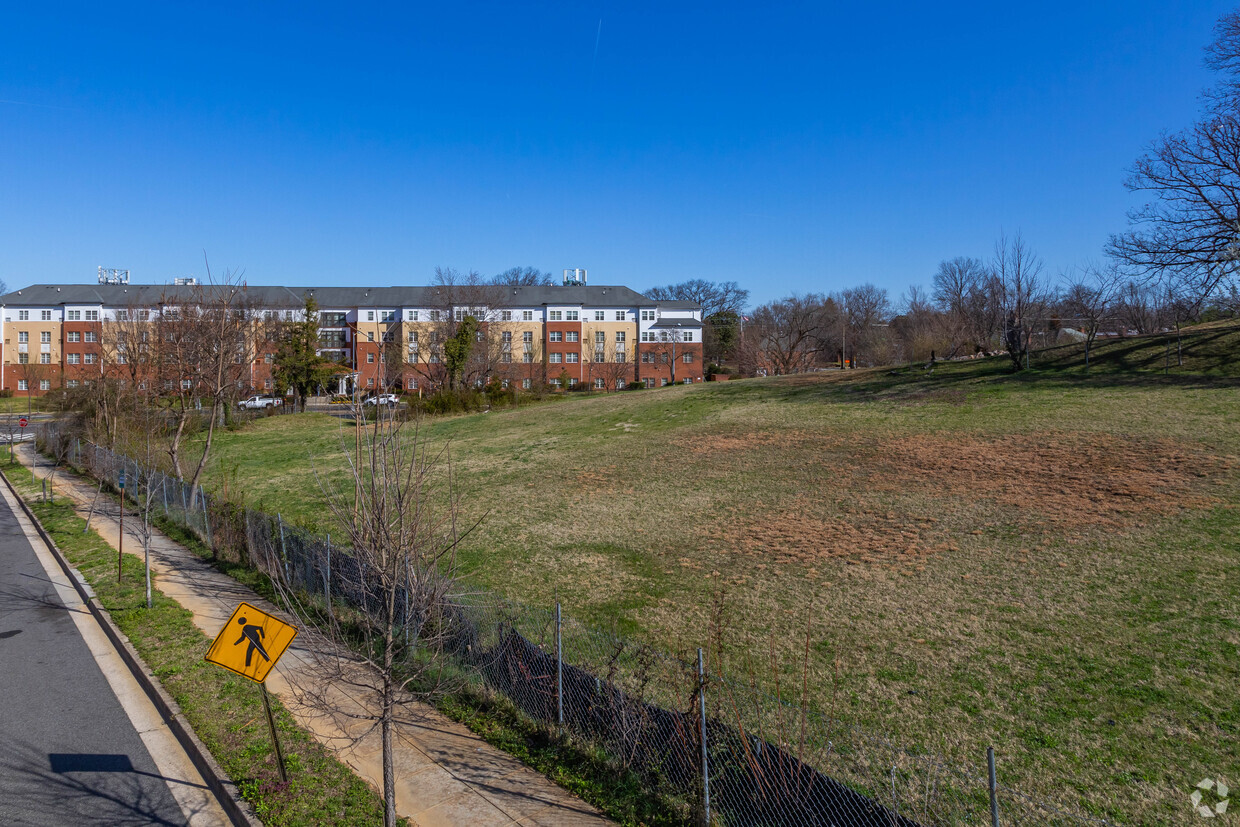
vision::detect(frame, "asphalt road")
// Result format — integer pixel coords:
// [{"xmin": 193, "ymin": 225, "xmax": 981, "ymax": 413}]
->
[{"xmin": 0, "ymin": 489, "xmax": 187, "ymax": 825}]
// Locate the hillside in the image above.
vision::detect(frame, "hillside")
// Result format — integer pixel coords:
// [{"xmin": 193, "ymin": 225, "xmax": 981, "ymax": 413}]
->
[{"xmin": 198, "ymin": 335, "xmax": 1240, "ymax": 822}]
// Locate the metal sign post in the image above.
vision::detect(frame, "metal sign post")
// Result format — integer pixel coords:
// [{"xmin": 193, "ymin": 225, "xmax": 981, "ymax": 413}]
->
[{"xmin": 117, "ymin": 469, "xmax": 125, "ymax": 581}]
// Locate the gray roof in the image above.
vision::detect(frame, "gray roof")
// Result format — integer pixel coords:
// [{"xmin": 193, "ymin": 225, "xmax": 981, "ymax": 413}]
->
[
  {"xmin": 0, "ymin": 282, "xmax": 698, "ymax": 311},
  {"xmin": 651, "ymin": 318, "xmax": 703, "ymax": 329}
]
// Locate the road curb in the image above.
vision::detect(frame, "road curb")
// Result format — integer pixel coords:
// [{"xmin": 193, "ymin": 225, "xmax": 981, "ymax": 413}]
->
[{"xmin": 0, "ymin": 465, "xmax": 263, "ymax": 827}]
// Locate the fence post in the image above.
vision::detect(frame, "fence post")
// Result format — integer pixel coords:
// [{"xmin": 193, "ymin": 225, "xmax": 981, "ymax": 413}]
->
[
  {"xmin": 697, "ymin": 647, "xmax": 710, "ymax": 827},
  {"xmin": 201, "ymin": 489, "xmax": 213, "ymax": 551},
  {"xmin": 161, "ymin": 478, "xmax": 168, "ymax": 516},
  {"xmin": 988, "ymin": 746, "xmax": 1000, "ymax": 827},
  {"xmin": 556, "ymin": 602, "xmax": 564, "ymax": 726},
  {"xmin": 324, "ymin": 533, "xmax": 333, "ymax": 622},
  {"xmin": 277, "ymin": 513, "xmax": 289, "ymax": 580}
]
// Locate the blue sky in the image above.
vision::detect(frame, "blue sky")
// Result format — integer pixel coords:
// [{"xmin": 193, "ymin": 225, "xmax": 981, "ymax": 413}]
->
[{"xmin": 1, "ymin": 2, "xmax": 1234, "ymax": 307}]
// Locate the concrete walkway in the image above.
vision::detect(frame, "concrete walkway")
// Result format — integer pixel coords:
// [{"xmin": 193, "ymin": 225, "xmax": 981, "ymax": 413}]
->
[{"xmin": 19, "ymin": 447, "xmax": 610, "ymax": 827}]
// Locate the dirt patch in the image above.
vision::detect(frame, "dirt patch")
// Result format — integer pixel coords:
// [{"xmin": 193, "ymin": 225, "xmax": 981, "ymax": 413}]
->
[
  {"xmin": 874, "ymin": 432, "xmax": 1220, "ymax": 529},
  {"xmin": 709, "ymin": 432, "xmax": 1222, "ymax": 566},
  {"xmin": 678, "ymin": 429, "xmax": 829, "ymax": 456}
]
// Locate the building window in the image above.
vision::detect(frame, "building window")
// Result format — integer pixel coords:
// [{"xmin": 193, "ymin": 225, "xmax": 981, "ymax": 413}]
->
[
  {"xmin": 67, "ymin": 331, "xmax": 80, "ymax": 342},
  {"xmin": 566, "ymin": 310, "xmax": 579, "ymax": 321},
  {"xmin": 684, "ymin": 378, "xmax": 692, "ymax": 384},
  {"xmin": 367, "ymin": 311, "xmax": 375, "ymax": 321},
  {"xmin": 367, "ymin": 378, "xmax": 375, "ymax": 387},
  {"xmin": 67, "ymin": 353, "xmax": 80, "ymax": 364},
  {"xmin": 566, "ymin": 331, "xmax": 578, "ymax": 342},
  {"xmin": 641, "ymin": 352, "xmax": 652, "ymax": 363},
  {"xmin": 85, "ymin": 310, "xmax": 99, "ymax": 321},
  {"xmin": 549, "ymin": 353, "xmax": 563, "ymax": 363},
  {"xmin": 18, "ymin": 332, "xmax": 28, "ymax": 343},
  {"xmin": 85, "ymin": 331, "xmax": 97, "ymax": 342},
  {"xmin": 594, "ymin": 378, "xmax": 605, "ymax": 389},
  {"xmin": 381, "ymin": 310, "xmax": 395, "ymax": 322},
  {"xmin": 522, "ymin": 378, "xmax": 531, "ymax": 389},
  {"xmin": 84, "ymin": 353, "xmax": 96, "ymax": 364},
  {"xmin": 616, "ymin": 331, "xmax": 626, "ymax": 343},
  {"xmin": 549, "ymin": 311, "xmax": 562, "ymax": 321},
  {"xmin": 407, "ymin": 310, "xmax": 419, "ymax": 321},
  {"xmin": 67, "ymin": 310, "xmax": 81, "ymax": 321},
  {"xmin": 641, "ymin": 310, "xmax": 655, "ymax": 321},
  {"xmin": 566, "ymin": 353, "xmax": 579, "ymax": 363},
  {"xmin": 616, "ymin": 379, "xmax": 626, "ymax": 389},
  {"xmin": 41, "ymin": 310, "xmax": 52, "ymax": 321},
  {"xmin": 501, "ymin": 310, "xmax": 512, "ymax": 321},
  {"xmin": 66, "ymin": 380, "xmax": 78, "ymax": 388},
  {"xmin": 523, "ymin": 353, "xmax": 533, "ymax": 363},
  {"xmin": 501, "ymin": 331, "xmax": 512, "ymax": 344},
  {"xmin": 18, "ymin": 311, "xmax": 29, "ymax": 321},
  {"xmin": 40, "ymin": 380, "xmax": 50, "ymax": 390},
  {"xmin": 549, "ymin": 331, "xmax": 562, "ymax": 342},
  {"xmin": 595, "ymin": 349, "xmax": 605, "ymax": 362},
  {"xmin": 614, "ymin": 352, "xmax": 626, "ymax": 363},
  {"xmin": 39, "ymin": 353, "xmax": 51, "ymax": 364},
  {"xmin": 17, "ymin": 380, "xmax": 27, "ymax": 391},
  {"xmin": 641, "ymin": 332, "xmax": 654, "ymax": 342},
  {"xmin": 615, "ymin": 311, "xmax": 625, "ymax": 321},
  {"xmin": 407, "ymin": 378, "xmax": 418, "ymax": 390},
  {"xmin": 661, "ymin": 378, "xmax": 668, "ymax": 386},
  {"xmin": 660, "ymin": 331, "xmax": 670, "ymax": 342},
  {"xmin": 367, "ymin": 353, "xmax": 375, "ymax": 363},
  {"xmin": 683, "ymin": 332, "xmax": 694, "ymax": 342},
  {"xmin": 522, "ymin": 310, "xmax": 533, "ymax": 321},
  {"xmin": 41, "ymin": 331, "xmax": 51, "ymax": 343},
  {"xmin": 684, "ymin": 353, "xmax": 694, "ymax": 363},
  {"xmin": 594, "ymin": 331, "xmax": 605, "ymax": 344},
  {"xmin": 182, "ymin": 379, "xmax": 193, "ymax": 390},
  {"xmin": 549, "ymin": 378, "xmax": 561, "ymax": 387},
  {"xmin": 594, "ymin": 311, "xmax": 605, "ymax": 321},
  {"xmin": 501, "ymin": 353, "xmax": 512, "ymax": 363},
  {"xmin": 523, "ymin": 331, "xmax": 533, "ymax": 343},
  {"xmin": 18, "ymin": 354, "xmax": 28, "ymax": 365},
  {"xmin": 428, "ymin": 310, "xmax": 441, "ymax": 322}
]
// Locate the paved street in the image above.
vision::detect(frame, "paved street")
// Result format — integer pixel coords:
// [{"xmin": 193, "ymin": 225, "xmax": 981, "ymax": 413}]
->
[{"xmin": 0, "ymin": 481, "xmax": 214, "ymax": 826}]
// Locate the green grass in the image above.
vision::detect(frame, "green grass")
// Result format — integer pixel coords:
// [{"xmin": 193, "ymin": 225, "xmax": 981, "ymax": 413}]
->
[
  {"xmin": 170, "ymin": 328, "xmax": 1240, "ymax": 821},
  {"xmin": 25, "ymin": 456, "xmax": 692, "ymax": 827},
  {"xmin": 1, "ymin": 459, "xmax": 396, "ymax": 827}
]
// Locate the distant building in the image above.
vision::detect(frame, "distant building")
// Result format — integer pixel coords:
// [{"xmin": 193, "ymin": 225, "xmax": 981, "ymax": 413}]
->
[{"xmin": 0, "ymin": 281, "xmax": 704, "ymax": 396}]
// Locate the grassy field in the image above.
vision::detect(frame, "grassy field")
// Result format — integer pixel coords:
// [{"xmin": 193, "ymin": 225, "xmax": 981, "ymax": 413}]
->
[{"xmin": 188, "ymin": 326, "xmax": 1239, "ymax": 823}]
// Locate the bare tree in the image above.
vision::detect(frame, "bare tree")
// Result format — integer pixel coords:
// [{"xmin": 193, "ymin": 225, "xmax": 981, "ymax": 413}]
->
[
  {"xmin": 267, "ymin": 414, "xmax": 474, "ymax": 827},
  {"xmin": 491, "ymin": 266, "xmax": 553, "ymax": 286},
  {"xmin": 992, "ymin": 233, "xmax": 1051, "ymax": 370},
  {"xmin": 1061, "ymin": 263, "xmax": 1122, "ymax": 367},
  {"xmin": 932, "ymin": 256, "xmax": 999, "ymax": 355},
  {"xmin": 1109, "ymin": 10, "xmax": 1240, "ymax": 311},
  {"xmin": 746, "ymin": 294, "xmax": 827, "ymax": 375},
  {"xmin": 183, "ymin": 267, "xmax": 259, "ymax": 498}
]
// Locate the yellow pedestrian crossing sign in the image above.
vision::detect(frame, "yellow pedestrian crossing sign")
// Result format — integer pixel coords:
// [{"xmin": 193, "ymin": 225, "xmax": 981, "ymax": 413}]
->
[{"xmin": 205, "ymin": 602, "xmax": 298, "ymax": 684}]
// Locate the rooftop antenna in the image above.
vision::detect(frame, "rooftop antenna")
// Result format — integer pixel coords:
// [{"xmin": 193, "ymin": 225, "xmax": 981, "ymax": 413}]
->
[
  {"xmin": 562, "ymin": 268, "xmax": 587, "ymax": 286},
  {"xmin": 98, "ymin": 267, "xmax": 130, "ymax": 285}
]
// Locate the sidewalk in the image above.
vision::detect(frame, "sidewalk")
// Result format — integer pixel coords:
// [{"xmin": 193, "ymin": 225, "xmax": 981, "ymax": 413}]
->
[{"xmin": 20, "ymin": 446, "xmax": 610, "ymax": 827}]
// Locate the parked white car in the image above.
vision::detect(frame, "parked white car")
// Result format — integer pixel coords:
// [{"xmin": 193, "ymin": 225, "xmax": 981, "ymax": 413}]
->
[
  {"xmin": 363, "ymin": 393, "xmax": 400, "ymax": 407},
  {"xmin": 237, "ymin": 395, "xmax": 284, "ymax": 410}
]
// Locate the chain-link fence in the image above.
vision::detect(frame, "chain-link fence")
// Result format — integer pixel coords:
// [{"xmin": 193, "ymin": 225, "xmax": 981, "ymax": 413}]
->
[{"xmin": 39, "ymin": 426, "xmax": 1110, "ymax": 826}]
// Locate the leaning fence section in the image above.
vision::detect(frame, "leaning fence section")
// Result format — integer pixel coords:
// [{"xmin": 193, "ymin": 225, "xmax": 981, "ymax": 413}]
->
[{"xmin": 41, "ymin": 427, "xmax": 1110, "ymax": 826}]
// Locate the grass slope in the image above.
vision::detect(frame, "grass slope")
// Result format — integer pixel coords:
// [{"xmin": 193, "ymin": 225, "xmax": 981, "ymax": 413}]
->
[{"xmin": 194, "ymin": 328, "xmax": 1240, "ymax": 823}]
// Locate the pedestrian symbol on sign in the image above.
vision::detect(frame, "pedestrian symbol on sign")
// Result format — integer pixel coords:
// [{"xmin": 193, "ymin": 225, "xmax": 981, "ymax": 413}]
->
[{"xmin": 234, "ymin": 616, "xmax": 271, "ymax": 668}]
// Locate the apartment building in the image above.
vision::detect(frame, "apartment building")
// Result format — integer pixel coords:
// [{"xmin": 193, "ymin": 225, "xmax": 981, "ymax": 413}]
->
[{"xmin": 0, "ymin": 280, "xmax": 704, "ymax": 396}]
